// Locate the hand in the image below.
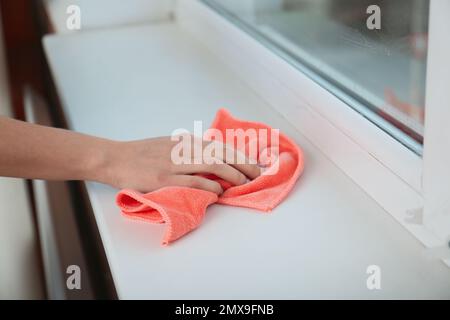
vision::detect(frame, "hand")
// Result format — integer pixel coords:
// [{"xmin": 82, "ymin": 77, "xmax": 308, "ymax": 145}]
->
[{"xmin": 100, "ymin": 136, "xmax": 261, "ymax": 194}]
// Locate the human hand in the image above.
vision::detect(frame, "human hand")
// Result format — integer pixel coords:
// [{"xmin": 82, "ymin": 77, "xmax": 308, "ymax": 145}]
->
[{"xmin": 99, "ymin": 136, "xmax": 261, "ymax": 194}]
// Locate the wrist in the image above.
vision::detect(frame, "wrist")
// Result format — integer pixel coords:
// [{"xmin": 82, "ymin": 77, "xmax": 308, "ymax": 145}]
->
[{"xmin": 87, "ymin": 138, "xmax": 122, "ymax": 186}]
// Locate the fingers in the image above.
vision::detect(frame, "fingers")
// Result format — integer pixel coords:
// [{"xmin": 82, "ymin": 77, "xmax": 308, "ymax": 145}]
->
[
  {"xmin": 202, "ymin": 140, "xmax": 261, "ymax": 180},
  {"xmin": 175, "ymin": 161, "xmax": 248, "ymax": 187},
  {"xmin": 166, "ymin": 175, "xmax": 223, "ymax": 194},
  {"xmin": 230, "ymin": 162, "xmax": 261, "ymax": 180},
  {"xmin": 172, "ymin": 136, "xmax": 261, "ymax": 182}
]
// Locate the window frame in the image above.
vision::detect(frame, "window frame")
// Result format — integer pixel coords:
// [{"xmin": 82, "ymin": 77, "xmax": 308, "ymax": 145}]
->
[
  {"xmin": 176, "ymin": 0, "xmax": 450, "ymax": 258},
  {"xmin": 202, "ymin": 0, "xmax": 427, "ymax": 154},
  {"xmin": 422, "ymin": 0, "xmax": 450, "ymax": 254}
]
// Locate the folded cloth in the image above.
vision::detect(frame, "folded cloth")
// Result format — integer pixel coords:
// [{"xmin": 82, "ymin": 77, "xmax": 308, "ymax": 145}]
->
[{"xmin": 116, "ymin": 109, "xmax": 305, "ymax": 245}]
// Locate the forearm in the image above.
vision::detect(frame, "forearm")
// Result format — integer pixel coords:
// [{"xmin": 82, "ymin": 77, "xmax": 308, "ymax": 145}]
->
[
  {"xmin": 0, "ymin": 116, "xmax": 115, "ymax": 183},
  {"xmin": 0, "ymin": 116, "xmax": 260, "ymax": 194}
]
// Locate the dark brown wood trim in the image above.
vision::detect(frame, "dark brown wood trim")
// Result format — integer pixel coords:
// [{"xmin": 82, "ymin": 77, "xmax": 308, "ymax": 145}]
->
[
  {"xmin": 32, "ymin": 1, "xmax": 118, "ymax": 299},
  {"xmin": 1, "ymin": 0, "xmax": 117, "ymax": 299}
]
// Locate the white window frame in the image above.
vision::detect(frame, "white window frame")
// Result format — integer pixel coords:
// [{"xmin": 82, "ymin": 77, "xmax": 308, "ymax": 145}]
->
[
  {"xmin": 175, "ymin": 0, "xmax": 450, "ymax": 262},
  {"xmin": 422, "ymin": 0, "xmax": 450, "ymax": 248}
]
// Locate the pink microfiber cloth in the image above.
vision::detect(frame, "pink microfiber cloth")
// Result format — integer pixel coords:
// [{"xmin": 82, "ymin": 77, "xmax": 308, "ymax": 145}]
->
[{"xmin": 116, "ymin": 109, "xmax": 304, "ymax": 245}]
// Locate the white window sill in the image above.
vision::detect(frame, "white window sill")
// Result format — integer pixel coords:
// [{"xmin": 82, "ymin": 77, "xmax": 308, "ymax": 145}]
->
[
  {"xmin": 43, "ymin": 18, "xmax": 450, "ymax": 298},
  {"xmin": 44, "ymin": 0, "xmax": 175, "ymax": 34}
]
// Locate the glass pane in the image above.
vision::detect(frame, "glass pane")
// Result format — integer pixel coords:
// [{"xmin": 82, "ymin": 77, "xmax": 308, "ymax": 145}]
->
[{"xmin": 204, "ymin": 0, "xmax": 429, "ymax": 154}]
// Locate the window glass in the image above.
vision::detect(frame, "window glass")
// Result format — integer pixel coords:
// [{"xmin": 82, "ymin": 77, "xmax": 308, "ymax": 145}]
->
[{"xmin": 204, "ymin": 0, "xmax": 429, "ymax": 154}]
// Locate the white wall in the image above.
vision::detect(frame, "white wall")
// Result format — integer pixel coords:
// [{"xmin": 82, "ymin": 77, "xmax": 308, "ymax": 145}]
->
[{"xmin": 0, "ymin": 9, "xmax": 45, "ymax": 300}]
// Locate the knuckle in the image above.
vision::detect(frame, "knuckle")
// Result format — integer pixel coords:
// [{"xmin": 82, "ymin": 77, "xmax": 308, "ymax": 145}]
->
[
  {"xmin": 234, "ymin": 171, "xmax": 244, "ymax": 183},
  {"xmin": 189, "ymin": 177, "xmax": 201, "ymax": 189},
  {"xmin": 211, "ymin": 163, "xmax": 222, "ymax": 173},
  {"xmin": 212, "ymin": 182, "xmax": 222, "ymax": 194},
  {"xmin": 155, "ymin": 172, "xmax": 169, "ymax": 186},
  {"xmin": 250, "ymin": 165, "xmax": 260, "ymax": 177}
]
